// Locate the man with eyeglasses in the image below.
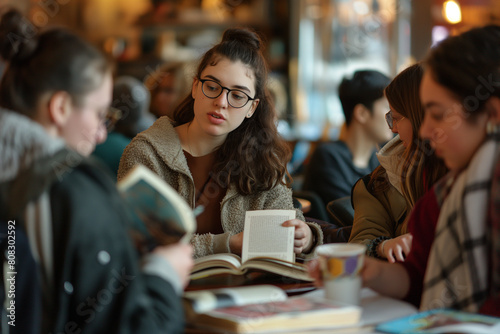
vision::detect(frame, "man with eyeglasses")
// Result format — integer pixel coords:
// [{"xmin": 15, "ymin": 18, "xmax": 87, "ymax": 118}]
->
[{"xmin": 301, "ymin": 70, "xmax": 393, "ymax": 219}]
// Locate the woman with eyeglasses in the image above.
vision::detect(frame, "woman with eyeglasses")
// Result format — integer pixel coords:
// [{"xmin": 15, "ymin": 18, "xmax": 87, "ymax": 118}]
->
[
  {"xmin": 118, "ymin": 28, "xmax": 323, "ymax": 258},
  {"xmin": 364, "ymin": 25, "xmax": 500, "ymax": 315},
  {"xmin": 313, "ymin": 25, "xmax": 500, "ymax": 316},
  {"xmin": 0, "ymin": 9, "xmax": 192, "ymax": 333},
  {"xmin": 347, "ymin": 64, "xmax": 448, "ymax": 263}
]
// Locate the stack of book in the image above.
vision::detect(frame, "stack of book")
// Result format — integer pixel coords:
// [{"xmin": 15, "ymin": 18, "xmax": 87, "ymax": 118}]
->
[{"xmin": 183, "ymin": 285, "xmax": 362, "ymax": 333}]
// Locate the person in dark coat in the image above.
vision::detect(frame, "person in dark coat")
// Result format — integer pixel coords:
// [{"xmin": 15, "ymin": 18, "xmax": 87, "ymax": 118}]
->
[{"xmin": 0, "ymin": 9, "xmax": 192, "ymax": 333}]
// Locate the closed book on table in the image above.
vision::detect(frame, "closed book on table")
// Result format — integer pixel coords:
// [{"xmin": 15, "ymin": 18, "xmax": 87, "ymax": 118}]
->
[{"xmin": 185, "ymin": 286, "xmax": 361, "ymax": 333}]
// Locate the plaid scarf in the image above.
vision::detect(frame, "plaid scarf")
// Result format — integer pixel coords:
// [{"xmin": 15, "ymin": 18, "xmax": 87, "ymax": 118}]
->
[{"xmin": 421, "ymin": 137, "xmax": 499, "ymax": 312}]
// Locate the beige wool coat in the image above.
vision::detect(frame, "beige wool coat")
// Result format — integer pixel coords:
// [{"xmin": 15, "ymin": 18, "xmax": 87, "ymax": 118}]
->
[{"xmin": 118, "ymin": 117, "xmax": 323, "ymax": 258}]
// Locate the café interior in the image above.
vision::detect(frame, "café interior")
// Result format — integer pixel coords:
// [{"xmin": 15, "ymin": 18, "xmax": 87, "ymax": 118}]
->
[
  {"xmin": 1, "ymin": 0, "xmax": 500, "ymax": 332},
  {"xmin": 6, "ymin": 0, "xmax": 499, "ymax": 141}
]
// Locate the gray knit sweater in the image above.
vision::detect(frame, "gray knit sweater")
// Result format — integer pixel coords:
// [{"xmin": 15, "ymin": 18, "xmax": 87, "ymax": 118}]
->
[{"xmin": 118, "ymin": 117, "xmax": 322, "ymax": 258}]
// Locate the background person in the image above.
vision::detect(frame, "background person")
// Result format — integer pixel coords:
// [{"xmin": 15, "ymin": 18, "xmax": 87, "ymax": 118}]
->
[
  {"xmin": 349, "ymin": 63, "xmax": 448, "ymax": 263},
  {"xmin": 145, "ymin": 61, "xmax": 193, "ymax": 119},
  {"xmin": 92, "ymin": 75, "xmax": 154, "ymax": 175},
  {"xmin": 301, "ymin": 70, "xmax": 393, "ymax": 208}
]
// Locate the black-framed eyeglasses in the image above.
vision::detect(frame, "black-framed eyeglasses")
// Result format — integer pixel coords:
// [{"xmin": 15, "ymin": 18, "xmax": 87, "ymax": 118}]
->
[
  {"xmin": 385, "ymin": 111, "xmax": 405, "ymax": 130},
  {"xmin": 104, "ymin": 107, "xmax": 123, "ymax": 131},
  {"xmin": 199, "ymin": 78, "xmax": 255, "ymax": 108}
]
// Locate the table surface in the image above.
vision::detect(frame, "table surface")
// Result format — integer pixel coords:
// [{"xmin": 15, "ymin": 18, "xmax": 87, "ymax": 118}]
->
[{"xmin": 184, "ymin": 273, "xmax": 418, "ymax": 334}]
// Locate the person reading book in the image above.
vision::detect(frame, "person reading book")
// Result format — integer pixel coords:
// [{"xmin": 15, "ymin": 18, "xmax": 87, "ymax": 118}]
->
[
  {"xmin": 190, "ymin": 210, "xmax": 314, "ymax": 282},
  {"xmin": 118, "ymin": 27, "xmax": 323, "ymax": 258},
  {"xmin": 0, "ymin": 8, "xmax": 193, "ymax": 333},
  {"xmin": 348, "ymin": 63, "xmax": 447, "ymax": 263},
  {"xmin": 310, "ymin": 25, "xmax": 500, "ymax": 316}
]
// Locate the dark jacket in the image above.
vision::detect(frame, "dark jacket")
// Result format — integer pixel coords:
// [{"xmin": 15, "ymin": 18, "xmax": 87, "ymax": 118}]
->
[
  {"xmin": 302, "ymin": 140, "xmax": 379, "ymax": 206},
  {"xmin": 0, "ymin": 110, "xmax": 184, "ymax": 333}
]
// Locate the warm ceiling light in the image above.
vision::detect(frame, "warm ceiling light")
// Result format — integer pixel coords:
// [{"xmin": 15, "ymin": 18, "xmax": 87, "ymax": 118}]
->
[{"xmin": 443, "ymin": 0, "xmax": 462, "ymax": 24}]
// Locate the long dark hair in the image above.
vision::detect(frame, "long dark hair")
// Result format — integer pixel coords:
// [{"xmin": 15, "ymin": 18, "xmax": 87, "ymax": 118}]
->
[
  {"xmin": 425, "ymin": 25, "xmax": 500, "ymax": 121},
  {"xmin": 370, "ymin": 64, "xmax": 447, "ymax": 210},
  {"xmin": 0, "ymin": 8, "xmax": 112, "ymax": 116},
  {"xmin": 173, "ymin": 28, "xmax": 291, "ymax": 195}
]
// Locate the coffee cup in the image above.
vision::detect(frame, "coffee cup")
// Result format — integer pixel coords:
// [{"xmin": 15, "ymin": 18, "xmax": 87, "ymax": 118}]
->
[{"xmin": 315, "ymin": 243, "xmax": 366, "ymax": 305}]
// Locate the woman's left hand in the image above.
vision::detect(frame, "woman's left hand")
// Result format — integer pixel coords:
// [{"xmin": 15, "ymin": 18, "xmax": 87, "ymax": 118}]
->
[
  {"xmin": 282, "ymin": 219, "xmax": 313, "ymax": 254},
  {"xmin": 379, "ymin": 233, "xmax": 413, "ymax": 263}
]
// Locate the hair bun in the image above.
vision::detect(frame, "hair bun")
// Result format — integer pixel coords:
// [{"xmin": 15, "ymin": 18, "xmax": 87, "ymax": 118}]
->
[
  {"xmin": 221, "ymin": 28, "xmax": 261, "ymax": 50},
  {"xmin": 0, "ymin": 8, "xmax": 38, "ymax": 62}
]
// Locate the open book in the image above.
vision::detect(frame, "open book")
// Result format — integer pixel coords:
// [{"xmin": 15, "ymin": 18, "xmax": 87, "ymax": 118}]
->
[
  {"xmin": 184, "ymin": 285, "xmax": 362, "ymax": 333},
  {"xmin": 376, "ymin": 309, "xmax": 500, "ymax": 334},
  {"xmin": 117, "ymin": 164, "xmax": 196, "ymax": 252},
  {"xmin": 190, "ymin": 253, "xmax": 312, "ymax": 281},
  {"xmin": 190, "ymin": 210, "xmax": 312, "ymax": 281}
]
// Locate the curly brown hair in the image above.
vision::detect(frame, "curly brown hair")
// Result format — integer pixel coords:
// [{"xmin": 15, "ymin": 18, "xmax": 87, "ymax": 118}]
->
[{"xmin": 173, "ymin": 28, "xmax": 291, "ymax": 195}]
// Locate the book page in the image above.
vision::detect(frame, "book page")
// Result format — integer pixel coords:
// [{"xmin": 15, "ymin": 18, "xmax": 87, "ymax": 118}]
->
[
  {"xmin": 190, "ymin": 253, "xmax": 313, "ymax": 281},
  {"xmin": 192, "ymin": 253, "xmax": 243, "ymax": 272},
  {"xmin": 241, "ymin": 210, "xmax": 295, "ymax": 263},
  {"xmin": 241, "ymin": 259, "xmax": 312, "ymax": 282}
]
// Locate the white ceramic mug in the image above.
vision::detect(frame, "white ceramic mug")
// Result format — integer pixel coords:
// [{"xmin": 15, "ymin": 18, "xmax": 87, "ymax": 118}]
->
[{"xmin": 315, "ymin": 243, "xmax": 366, "ymax": 305}]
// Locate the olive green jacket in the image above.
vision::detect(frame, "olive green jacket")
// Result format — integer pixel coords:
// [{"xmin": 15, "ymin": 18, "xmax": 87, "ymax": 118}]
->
[{"xmin": 348, "ymin": 136, "xmax": 408, "ymax": 247}]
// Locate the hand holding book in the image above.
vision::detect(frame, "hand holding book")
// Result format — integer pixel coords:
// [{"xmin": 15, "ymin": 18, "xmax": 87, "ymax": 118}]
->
[
  {"xmin": 153, "ymin": 242, "xmax": 194, "ymax": 289},
  {"xmin": 281, "ymin": 218, "xmax": 315, "ymax": 254},
  {"xmin": 230, "ymin": 210, "xmax": 314, "ymax": 257},
  {"xmin": 191, "ymin": 210, "xmax": 313, "ymax": 282}
]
